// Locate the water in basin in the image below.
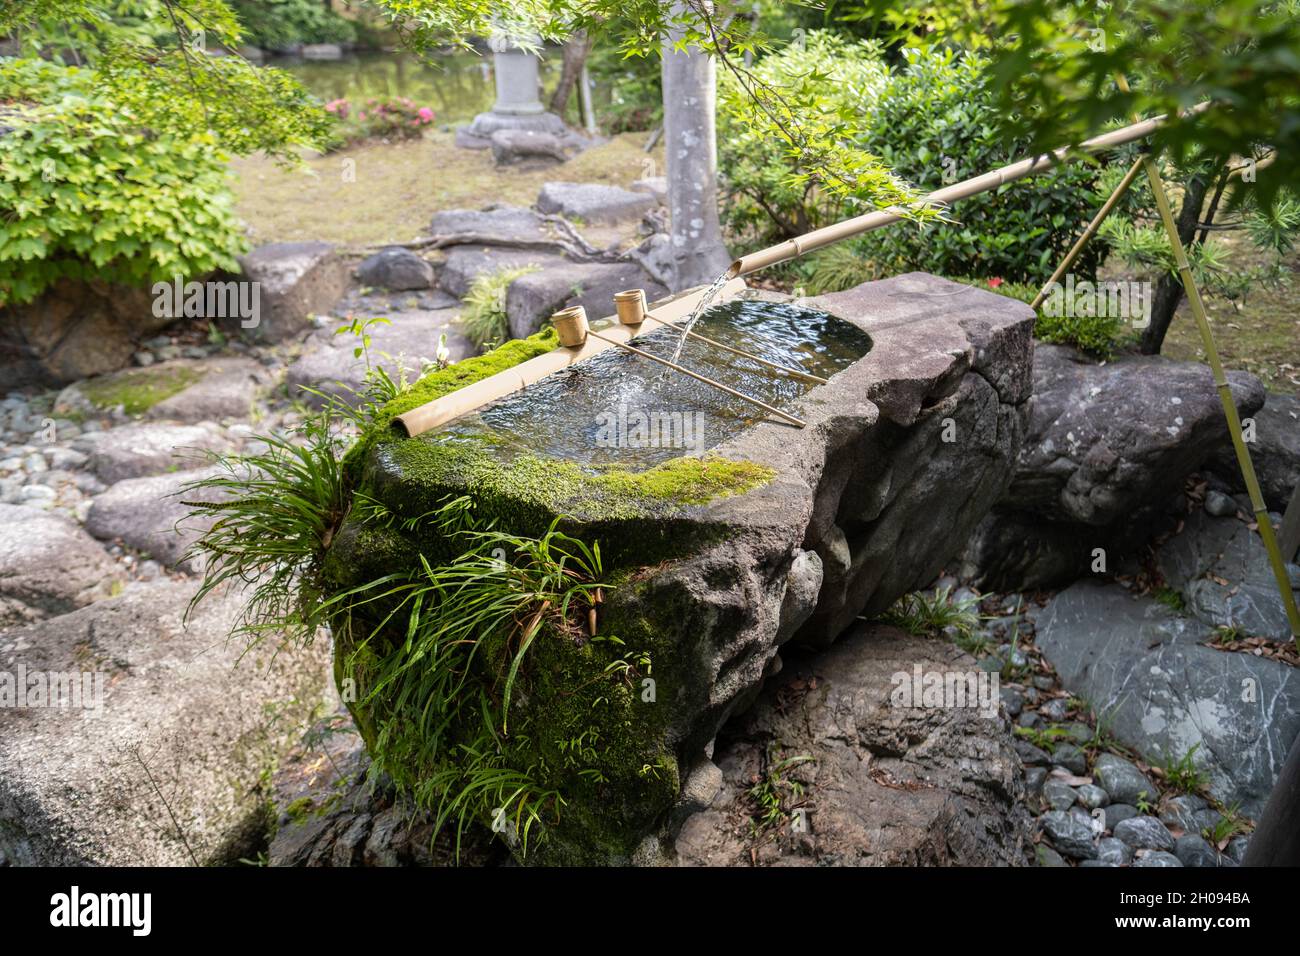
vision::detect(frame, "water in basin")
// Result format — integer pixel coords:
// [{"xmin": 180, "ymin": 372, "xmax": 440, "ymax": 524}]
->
[{"xmin": 428, "ymin": 298, "xmax": 873, "ymax": 470}]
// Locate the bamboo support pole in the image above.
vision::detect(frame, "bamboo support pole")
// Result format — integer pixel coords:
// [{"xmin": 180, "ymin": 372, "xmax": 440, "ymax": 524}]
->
[
  {"xmin": 586, "ymin": 328, "xmax": 806, "ymax": 427},
  {"xmin": 1031, "ymin": 156, "xmax": 1145, "ymax": 310},
  {"xmin": 1109, "ymin": 77, "xmax": 1300, "ymax": 643},
  {"xmin": 730, "ymin": 102, "xmax": 1211, "ymax": 277}
]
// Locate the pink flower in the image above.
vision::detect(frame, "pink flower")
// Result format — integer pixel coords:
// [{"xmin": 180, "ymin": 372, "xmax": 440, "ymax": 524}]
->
[
  {"xmin": 987, "ymin": 277, "xmax": 1004, "ymax": 288},
  {"xmin": 418, "ymin": 107, "xmax": 434, "ymax": 123},
  {"xmin": 357, "ymin": 111, "xmax": 366, "ymax": 121}
]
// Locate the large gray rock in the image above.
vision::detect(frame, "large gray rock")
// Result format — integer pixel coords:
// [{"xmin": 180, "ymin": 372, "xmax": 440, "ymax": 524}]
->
[
  {"xmin": 437, "ymin": 246, "xmax": 565, "ymax": 300},
  {"xmin": 1207, "ymin": 391, "xmax": 1300, "ymax": 512},
  {"xmin": 673, "ymin": 625, "xmax": 1032, "ymax": 866},
  {"xmin": 429, "ymin": 206, "xmax": 551, "ymax": 245},
  {"xmin": 85, "ymin": 467, "xmax": 226, "ymax": 570},
  {"xmin": 0, "ymin": 278, "xmax": 164, "ymax": 389},
  {"xmin": 490, "ymin": 129, "xmax": 569, "ymax": 167},
  {"xmin": 456, "ymin": 110, "xmax": 568, "ymax": 150},
  {"xmin": 285, "ymin": 308, "xmax": 474, "ymax": 406},
  {"xmin": 355, "ymin": 247, "xmax": 434, "ymax": 292},
  {"xmin": 0, "ymin": 580, "xmax": 332, "ymax": 865},
  {"xmin": 1037, "ymin": 580, "xmax": 1300, "ymax": 816},
  {"xmin": 962, "ymin": 343, "xmax": 1267, "ymax": 589},
  {"xmin": 0, "ymin": 504, "xmax": 121, "ymax": 622},
  {"xmin": 505, "ymin": 261, "xmax": 669, "ymax": 338},
  {"xmin": 235, "ymin": 241, "xmax": 348, "ymax": 343},
  {"xmin": 145, "ymin": 357, "xmax": 268, "ymax": 423},
  {"xmin": 87, "ymin": 423, "xmax": 228, "ymax": 484},
  {"xmin": 1159, "ymin": 508, "xmax": 1300, "ymax": 640},
  {"xmin": 536, "ymin": 181, "xmax": 657, "ymax": 225},
  {"xmin": 330, "ymin": 273, "xmax": 1036, "ymax": 861}
]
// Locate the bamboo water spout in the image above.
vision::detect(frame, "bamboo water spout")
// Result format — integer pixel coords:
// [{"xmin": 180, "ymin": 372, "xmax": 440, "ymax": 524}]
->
[{"xmin": 728, "ymin": 102, "xmax": 1212, "ymax": 278}]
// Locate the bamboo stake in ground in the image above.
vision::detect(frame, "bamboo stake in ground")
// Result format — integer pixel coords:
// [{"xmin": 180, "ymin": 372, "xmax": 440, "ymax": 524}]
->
[
  {"xmin": 1031, "ymin": 156, "xmax": 1145, "ymax": 310},
  {"xmin": 1109, "ymin": 73, "xmax": 1300, "ymax": 644},
  {"xmin": 585, "ymin": 328, "xmax": 806, "ymax": 428}
]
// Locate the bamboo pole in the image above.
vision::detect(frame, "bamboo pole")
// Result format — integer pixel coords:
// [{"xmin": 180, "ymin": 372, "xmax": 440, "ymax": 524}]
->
[
  {"xmin": 730, "ymin": 102, "xmax": 1212, "ymax": 277},
  {"xmin": 586, "ymin": 328, "xmax": 806, "ymax": 427},
  {"xmin": 1031, "ymin": 156, "xmax": 1145, "ymax": 311},
  {"xmin": 1110, "ymin": 77, "xmax": 1300, "ymax": 643}
]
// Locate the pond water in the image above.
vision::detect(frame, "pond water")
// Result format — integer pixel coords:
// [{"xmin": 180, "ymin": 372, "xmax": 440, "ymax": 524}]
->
[
  {"xmin": 430, "ymin": 299, "xmax": 873, "ymax": 470},
  {"xmin": 271, "ymin": 50, "xmax": 597, "ymax": 126}
]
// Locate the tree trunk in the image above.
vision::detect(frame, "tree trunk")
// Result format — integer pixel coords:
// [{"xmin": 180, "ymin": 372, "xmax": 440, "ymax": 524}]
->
[
  {"xmin": 1242, "ymin": 731, "xmax": 1300, "ymax": 865},
  {"xmin": 660, "ymin": 0, "xmax": 731, "ymax": 290},
  {"xmin": 548, "ymin": 30, "xmax": 593, "ymax": 119},
  {"xmin": 1139, "ymin": 169, "xmax": 1212, "ymax": 354}
]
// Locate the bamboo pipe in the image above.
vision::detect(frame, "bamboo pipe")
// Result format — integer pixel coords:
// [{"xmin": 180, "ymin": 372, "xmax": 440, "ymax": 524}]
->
[
  {"xmin": 729, "ymin": 102, "xmax": 1213, "ymax": 277},
  {"xmin": 586, "ymin": 327, "xmax": 806, "ymax": 428},
  {"xmin": 616, "ymin": 287, "xmax": 828, "ymax": 384},
  {"xmin": 393, "ymin": 278, "xmax": 748, "ymax": 436}
]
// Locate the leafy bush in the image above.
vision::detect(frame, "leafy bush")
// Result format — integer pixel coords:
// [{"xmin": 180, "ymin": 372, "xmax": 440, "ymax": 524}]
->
[
  {"xmin": 460, "ymin": 266, "xmax": 540, "ymax": 350},
  {"xmin": 230, "ymin": 0, "xmax": 357, "ymax": 50},
  {"xmin": 718, "ymin": 34, "xmax": 1113, "ymax": 284},
  {"xmin": 322, "ymin": 96, "xmax": 435, "ymax": 149},
  {"xmin": 0, "ymin": 58, "xmax": 247, "ymax": 307}
]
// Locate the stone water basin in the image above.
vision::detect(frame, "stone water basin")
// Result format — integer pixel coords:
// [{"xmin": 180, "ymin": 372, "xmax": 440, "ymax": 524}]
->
[
  {"xmin": 329, "ymin": 273, "xmax": 1036, "ymax": 863},
  {"xmin": 435, "ymin": 296, "xmax": 874, "ymax": 469}
]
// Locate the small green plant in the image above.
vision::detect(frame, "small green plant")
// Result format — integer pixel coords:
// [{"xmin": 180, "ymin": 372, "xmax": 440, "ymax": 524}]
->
[
  {"xmin": 1153, "ymin": 586, "xmax": 1186, "ymax": 613},
  {"xmin": 1014, "ymin": 725, "xmax": 1070, "ymax": 754},
  {"xmin": 1203, "ymin": 803, "xmax": 1250, "ymax": 846},
  {"xmin": 882, "ymin": 585, "xmax": 979, "ymax": 642},
  {"xmin": 1213, "ymin": 624, "xmax": 1245, "ymax": 646},
  {"xmin": 459, "ymin": 266, "xmax": 540, "ymax": 350},
  {"xmin": 747, "ymin": 751, "xmax": 814, "ymax": 836},
  {"xmin": 1161, "ymin": 743, "xmax": 1209, "ymax": 795},
  {"xmin": 1135, "ymin": 790, "xmax": 1155, "ymax": 814}
]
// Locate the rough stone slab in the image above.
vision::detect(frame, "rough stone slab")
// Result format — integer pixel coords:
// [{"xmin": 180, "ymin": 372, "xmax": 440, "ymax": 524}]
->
[
  {"xmin": 673, "ymin": 625, "xmax": 1032, "ymax": 866},
  {"xmin": 145, "ymin": 357, "xmax": 269, "ymax": 423},
  {"xmin": 87, "ymin": 423, "xmax": 228, "ymax": 484},
  {"xmin": 286, "ymin": 309, "xmax": 473, "ymax": 406},
  {"xmin": 235, "ymin": 241, "xmax": 348, "ymax": 344},
  {"xmin": 536, "ymin": 181, "xmax": 657, "ymax": 225},
  {"xmin": 85, "ymin": 466, "xmax": 226, "ymax": 570},
  {"xmin": 505, "ymin": 260, "xmax": 669, "ymax": 339},
  {"xmin": 1158, "ymin": 508, "xmax": 1300, "ymax": 641},
  {"xmin": 0, "ymin": 278, "xmax": 163, "ymax": 389},
  {"xmin": 0, "ymin": 580, "xmax": 333, "ymax": 865},
  {"xmin": 0, "ymin": 503, "xmax": 121, "ymax": 621},
  {"xmin": 960, "ymin": 342, "xmax": 1266, "ymax": 590},
  {"xmin": 356, "ymin": 247, "xmax": 434, "ymax": 292},
  {"xmin": 428, "ymin": 205, "xmax": 550, "ymax": 245},
  {"xmin": 1036, "ymin": 580, "xmax": 1300, "ymax": 817},
  {"xmin": 437, "ymin": 246, "xmax": 566, "ymax": 300},
  {"xmin": 1009, "ymin": 343, "xmax": 1263, "ymax": 525},
  {"xmin": 1207, "ymin": 391, "xmax": 1300, "ymax": 513},
  {"xmin": 490, "ymin": 129, "xmax": 568, "ymax": 167}
]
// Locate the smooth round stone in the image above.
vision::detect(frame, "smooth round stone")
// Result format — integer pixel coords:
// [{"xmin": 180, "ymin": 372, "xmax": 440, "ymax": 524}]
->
[
  {"xmin": 1115, "ymin": 815, "xmax": 1176, "ymax": 851},
  {"xmin": 1076, "ymin": 784, "xmax": 1110, "ymax": 810}
]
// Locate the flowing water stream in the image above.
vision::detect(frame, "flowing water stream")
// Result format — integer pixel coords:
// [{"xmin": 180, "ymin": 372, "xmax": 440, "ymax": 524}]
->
[{"xmin": 431, "ymin": 298, "xmax": 873, "ymax": 470}]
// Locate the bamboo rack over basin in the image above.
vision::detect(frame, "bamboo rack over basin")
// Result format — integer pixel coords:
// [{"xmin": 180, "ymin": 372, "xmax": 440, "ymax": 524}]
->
[{"xmin": 395, "ymin": 278, "xmax": 749, "ymax": 437}]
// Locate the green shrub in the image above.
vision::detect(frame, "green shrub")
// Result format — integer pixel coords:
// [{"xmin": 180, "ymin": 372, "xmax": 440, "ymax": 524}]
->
[
  {"xmin": 718, "ymin": 34, "xmax": 1113, "ymax": 284},
  {"xmin": 459, "ymin": 266, "xmax": 540, "ymax": 350},
  {"xmin": 230, "ymin": 0, "xmax": 357, "ymax": 50},
  {"xmin": 0, "ymin": 58, "xmax": 248, "ymax": 307}
]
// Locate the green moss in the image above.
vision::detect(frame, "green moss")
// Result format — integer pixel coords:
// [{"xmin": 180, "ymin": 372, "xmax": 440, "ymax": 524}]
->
[
  {"xmin": 384, "ymin": 436, "xmax": 775, "ymax": 525},
  {"xmin": 375, "ymin": 328, "xmax": 560, "ymax": 428},
  {"xmin": 79, "ymin": 365, "xmax": 202, "ymax": 415}
]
